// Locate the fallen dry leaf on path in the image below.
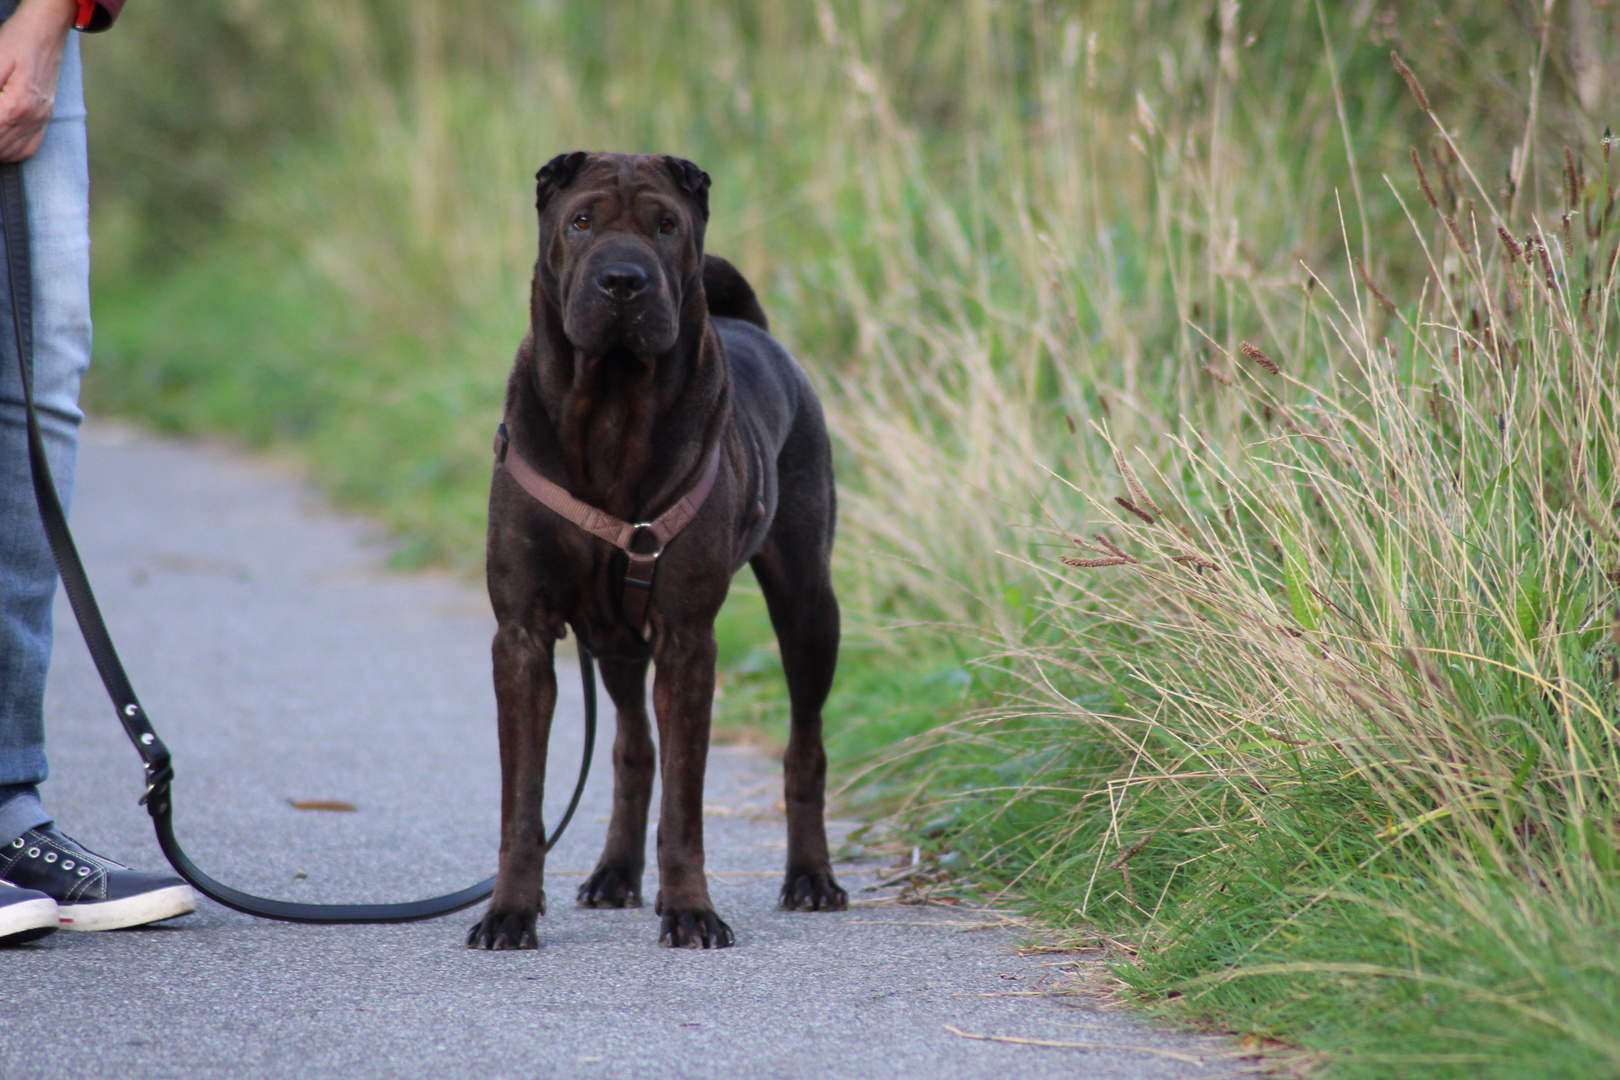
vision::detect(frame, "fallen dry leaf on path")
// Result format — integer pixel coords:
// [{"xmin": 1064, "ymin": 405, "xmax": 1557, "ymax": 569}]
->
[{"xmin": 288, "ymin": 799, "xmax": 357, "ymax": 812}]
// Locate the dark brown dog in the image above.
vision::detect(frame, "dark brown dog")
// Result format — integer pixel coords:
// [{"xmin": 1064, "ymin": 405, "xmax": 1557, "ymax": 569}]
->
[{"xmin": 467, "ymin": 152, "xmax": 847, "ymax": 950}]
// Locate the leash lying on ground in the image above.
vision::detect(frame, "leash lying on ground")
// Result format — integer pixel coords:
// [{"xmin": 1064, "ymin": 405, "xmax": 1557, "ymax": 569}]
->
[{"xmin": 1, "ymin": 159, "xmax": 596, "ymax": 924}]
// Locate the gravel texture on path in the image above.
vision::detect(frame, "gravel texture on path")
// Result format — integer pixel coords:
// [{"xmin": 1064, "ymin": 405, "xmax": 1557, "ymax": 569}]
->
[{"xmin": 0, "ymin": 422, "xmax": 1235, "ymax": 1079}]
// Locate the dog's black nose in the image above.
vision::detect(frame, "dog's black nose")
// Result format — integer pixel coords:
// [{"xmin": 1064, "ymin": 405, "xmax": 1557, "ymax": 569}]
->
[{"xmin": 597, "ymin": 263, "xmax": 650, "ymax": 301}]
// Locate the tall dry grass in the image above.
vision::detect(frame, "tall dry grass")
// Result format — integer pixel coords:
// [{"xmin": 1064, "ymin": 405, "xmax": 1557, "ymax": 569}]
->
[{"xmin": 918, "ymin": 46, "xmax": 1620, "ymax": 1076}]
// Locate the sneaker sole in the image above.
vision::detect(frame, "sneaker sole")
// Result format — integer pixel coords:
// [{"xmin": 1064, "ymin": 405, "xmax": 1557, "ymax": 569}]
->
[
  {"xmin": 0, "ymin": 896, "xmax": 61, "ymax": 944},
  {"xmin": 58, "ymin": 884, "xmax": 197, "ymax": 931}
]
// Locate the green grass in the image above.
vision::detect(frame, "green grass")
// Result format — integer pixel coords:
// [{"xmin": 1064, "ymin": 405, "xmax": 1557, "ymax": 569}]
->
[
  {"xmin": 80, "ymin": 1, "xmax": 1620, "ymax": 1074},
  {"xmin": 89, "ymin": 245, "xmax": 504, "ymax": 569}
]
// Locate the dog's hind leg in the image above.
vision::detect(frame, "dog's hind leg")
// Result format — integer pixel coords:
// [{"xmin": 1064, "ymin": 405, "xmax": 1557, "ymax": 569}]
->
[
  {"xmin": 468, "ymin": 622, "xmax": 557, "ymax": 950},
  {"xmin": 752, "ymin": 530, "xmax": 848, "ymax": 913},
  {"xmin": 578, "ymin": 657, "xmax": 654, "ymax": 908}
]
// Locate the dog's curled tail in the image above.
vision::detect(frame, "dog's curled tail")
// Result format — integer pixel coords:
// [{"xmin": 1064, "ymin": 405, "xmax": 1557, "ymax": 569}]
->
[{"xmin": 703, "ymin": 254, "xmax": 769, "ymax": 331}]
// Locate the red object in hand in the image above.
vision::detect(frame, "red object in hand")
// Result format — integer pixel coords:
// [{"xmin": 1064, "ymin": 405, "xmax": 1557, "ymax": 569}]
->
[{"xmin": 74, "ymin": 0, "xmax": 123, "ymax": 32}]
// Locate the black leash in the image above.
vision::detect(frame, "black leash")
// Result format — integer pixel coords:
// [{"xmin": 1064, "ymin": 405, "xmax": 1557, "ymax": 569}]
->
[{"xmin": 1, "ymin": 159, "xmax": 596, "ymax": 923}]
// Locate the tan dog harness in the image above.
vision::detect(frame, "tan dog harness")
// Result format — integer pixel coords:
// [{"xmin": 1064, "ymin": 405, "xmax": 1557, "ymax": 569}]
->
[{"xmin": 494, "ymin": 423, "xmax": 722, "ymax": 636}]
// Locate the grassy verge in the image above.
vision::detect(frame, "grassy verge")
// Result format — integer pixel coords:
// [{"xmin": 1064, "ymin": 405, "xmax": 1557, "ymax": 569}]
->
[
  {"xmin": 929, "ymin": 148, "xmax": 1620, "ymax": 1070},
  {"xmin": 83, "ymin": 1, "xmax": 1620, "ymax": 1074}
]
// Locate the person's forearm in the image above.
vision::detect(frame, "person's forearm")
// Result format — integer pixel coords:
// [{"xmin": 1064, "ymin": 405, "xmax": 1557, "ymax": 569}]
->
[{"xmin": 11, "ymin": 0, "xmax": 75, "ymax": 36}]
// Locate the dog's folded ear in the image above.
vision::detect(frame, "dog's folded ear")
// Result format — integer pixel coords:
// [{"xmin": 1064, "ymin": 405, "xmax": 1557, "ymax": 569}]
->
[
  {"xmin": 536, "ymin": 151, "xmax": 590, "ymax": 212},
  {"xmin": 661, "ymin": 156, "xmax": 711, "ymax": 221}
]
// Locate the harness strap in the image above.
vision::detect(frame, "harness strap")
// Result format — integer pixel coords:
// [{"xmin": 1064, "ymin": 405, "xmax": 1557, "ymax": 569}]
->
[{"xmin": 495, "ymin": 423, "xmax": 722, "ymax": 636}]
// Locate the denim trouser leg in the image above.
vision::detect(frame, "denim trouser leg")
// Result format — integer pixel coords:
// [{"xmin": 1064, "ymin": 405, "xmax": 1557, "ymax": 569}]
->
[{"xmin": 0, "ymin": 32, "xmax": 91, "ymax": 847}]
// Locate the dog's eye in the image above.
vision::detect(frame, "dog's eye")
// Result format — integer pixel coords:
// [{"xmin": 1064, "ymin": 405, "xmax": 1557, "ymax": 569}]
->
[
  {"xmin": 659, "ymin": 218, "xmax": 676, "ymax": 235},
  {"xmin": 571, "ymin": 215, "xmax": 591, "ymax": 231}
]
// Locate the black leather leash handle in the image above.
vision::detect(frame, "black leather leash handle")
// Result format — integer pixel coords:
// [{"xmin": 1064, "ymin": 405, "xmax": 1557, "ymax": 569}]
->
[{"xmin": 1, "ymin": 159, "xmax": 595, "ymax": 923}]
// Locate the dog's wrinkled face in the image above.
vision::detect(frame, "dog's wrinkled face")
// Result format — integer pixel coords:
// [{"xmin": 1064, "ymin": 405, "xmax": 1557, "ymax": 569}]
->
[{"xmin": 535, "ymin": 152, "xmax": 711, "ymax": 357}]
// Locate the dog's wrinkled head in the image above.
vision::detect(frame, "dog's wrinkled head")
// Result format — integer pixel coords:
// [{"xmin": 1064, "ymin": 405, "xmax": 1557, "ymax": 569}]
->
[{"xmin": 534, "ymin": 151, "xmax": 711, "ymax": 357}]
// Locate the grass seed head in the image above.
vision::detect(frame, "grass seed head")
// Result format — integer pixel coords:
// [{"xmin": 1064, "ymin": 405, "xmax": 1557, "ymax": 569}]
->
[
  {"xmin": 1572, "ymin": 499, "xmax": 1618, "ymax": 544},
  {"xmin": 1065, "ymin": 533, "xmax": 1140, "ymax": 567},
  {"xmin": 1109, "ymin": 834, "xmax": 1154, "ymax": 869},
  {"xmin": 1496, "ymin": 224, "xmax": 1520, "ymax": 262},
  {"xmin": 1240, "ymin": 340, "xmax": 1280, "ymax": 374},
  {"xmin": 1391, "ymin": 51, "xmax": 1430, "ymax": 111},
  {"xmin": 1444, "ymin": 215, "xmax": 1471, "ymax": 253},
  {"xmin": 1538, "ymin": 239, "xmax": 1557, "ymax": 290},
  {"xmin": 1355, "ymin": 257, "xmax": 1398, "ymax": 311},
  {"xmin": 1411, "ymin": 147, "xmax": 1438, "ymax": 209},
  {"xmin": 1114, "ymin": 448, "xmax": 1161, "ymax": 517},
  {"xmin": 1090, "ymin": 533, "xmax": 1140, "ymax": 562},
  {"xmin": 1115, "ymin": 496, "xmax": 1157, "ymax": 525},
  {"xmin": 1062, "ymin": 555, "xmax": 1131, "ymax": 568},
  {"xmin": 1433, "ymin": 144, "xmax": 1459, "ymax": 211}
]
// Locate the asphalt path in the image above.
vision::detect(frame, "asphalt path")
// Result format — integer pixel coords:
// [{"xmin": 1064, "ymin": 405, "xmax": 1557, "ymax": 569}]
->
[{"xmin": 1, "ymin": 422, "xmax": 1235, "ymax": 1079}]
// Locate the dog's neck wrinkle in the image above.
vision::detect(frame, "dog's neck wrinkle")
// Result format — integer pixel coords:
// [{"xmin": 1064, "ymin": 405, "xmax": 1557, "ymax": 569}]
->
[
  {"xmin": 557, "ymin": 351, "xmax": 660, "ymax": 515},
  {"xmin": 523, "ymin": 288, "xmax": 725, "ymax": 520}
]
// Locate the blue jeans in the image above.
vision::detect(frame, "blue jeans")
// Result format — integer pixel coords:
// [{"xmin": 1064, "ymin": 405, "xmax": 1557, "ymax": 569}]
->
[{"xmin": 0, "ymin": 28, "xmax": 91, "ymax": 847}]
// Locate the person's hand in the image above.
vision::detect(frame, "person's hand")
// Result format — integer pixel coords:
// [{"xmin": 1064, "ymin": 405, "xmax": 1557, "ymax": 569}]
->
[{"xmin": 0, "ymin": 0, "xmax": 77, "ymax": 163}]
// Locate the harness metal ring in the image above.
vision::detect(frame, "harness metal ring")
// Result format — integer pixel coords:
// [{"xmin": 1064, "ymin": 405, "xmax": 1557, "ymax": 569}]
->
[{"xmin": 628, "ymin": 524, "xmax": 665, "ymax": 559}]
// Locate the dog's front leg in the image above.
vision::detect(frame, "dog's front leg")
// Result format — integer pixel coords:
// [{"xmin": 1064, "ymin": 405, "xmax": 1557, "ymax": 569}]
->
[
  {"xmin": 651, "ymin": 627, "xmax": 734, "ymax": 948},
  {"xmin": 577, "ymin": 657, "xmax": 655, "ymax": 908},
  {"xmin": 468, "ymin": 622, "xmax": 556, "ymax": 950}
]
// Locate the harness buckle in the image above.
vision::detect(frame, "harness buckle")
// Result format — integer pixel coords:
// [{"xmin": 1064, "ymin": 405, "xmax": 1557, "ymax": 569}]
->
[
  {"xmin": 493, "ymin": 422, "xmax": 510, "ymax": 463},
  {"xmin": 138, "ymin": 763, "xmax": 174, "ymax": 807}
]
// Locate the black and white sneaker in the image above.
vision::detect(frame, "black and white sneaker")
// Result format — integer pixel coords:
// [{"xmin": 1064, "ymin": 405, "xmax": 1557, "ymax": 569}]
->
[
  {"xmin": 0, "ymin": 879, "xmax": 58, "ymax": 945},
  {"xmin": 0, "ymin": 827, "xmax": 195, "ymax": 931}
]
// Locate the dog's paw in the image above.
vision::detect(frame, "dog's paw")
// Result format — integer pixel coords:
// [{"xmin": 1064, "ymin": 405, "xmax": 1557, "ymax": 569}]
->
[
  {"xmin": 657, "ymin": 906, "xmax": 735, "ymax": 949},
  {"xmin": 466, "ymin": 906, "xmax": 540, "ymax": 950},
  {"xmin": 779, "ymin": 868, "xmax": 848, "ymax": 912},
  {"xmin": 577, "ymin": 864, "xmax": 643, "ymax": 908}
]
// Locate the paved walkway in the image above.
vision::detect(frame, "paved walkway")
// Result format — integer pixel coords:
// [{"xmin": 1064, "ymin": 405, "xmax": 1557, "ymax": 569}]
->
[{"xmin": 1, "ymin": 423, "xmax": 1235, "ymax": 1079}]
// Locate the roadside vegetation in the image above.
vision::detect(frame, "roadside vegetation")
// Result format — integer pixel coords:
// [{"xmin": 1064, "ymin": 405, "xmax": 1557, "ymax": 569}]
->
[{"xmin": 82, "ymin": 2, "xmax": 1620, "ymax": 1074}]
